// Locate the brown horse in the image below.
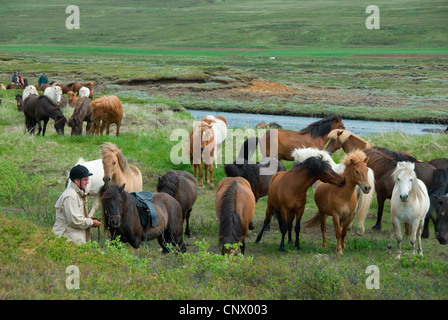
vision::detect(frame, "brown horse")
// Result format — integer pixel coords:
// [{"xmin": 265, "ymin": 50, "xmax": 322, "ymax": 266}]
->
[
  {"xmin": 215, "ymin": 177, "xmax": 256, "ymax": 255},
  {"xmin": 303, "ymin": 150, "xmax": 372, "ymax": 254},
  {"xmin": 100, "ymin": 142, "xmax": 143, "ymax": 193},
  {"xmin": 242, "ymin": 116, "xmax": 345, "ymax": 161},
  {"xmin": 23, "ymin": 95, "xmax": 66, "ymax": 136},
  {"xmin": 325, "ymin": 129, "xmax": 372, "ymax": 154},
  {"xmin": 157, "ymin": 170, "xmax": 198, "ymax": 238},
  {"xmin": 100, "ymin": 184, "xmax": 186, "ymax": 251},
  {"xmin": 255, "ymin": 149, "xmax": 346, "ymax": 252},
  {"xmin": 67, "ymin": 97, "xmax": 93, "ymax": 135},
  {"xmin": 89, "ymin": 95, "xmax": 123, "ymax": 136},
  {"xmin": 189, "ymin": 120, "xmax": 215, "ymax": 189}
]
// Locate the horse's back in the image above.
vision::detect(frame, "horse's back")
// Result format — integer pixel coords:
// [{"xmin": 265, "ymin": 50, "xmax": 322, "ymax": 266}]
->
[{"xmin": 153, "ymin": 192, "xmax": 184, "ymax": 234}]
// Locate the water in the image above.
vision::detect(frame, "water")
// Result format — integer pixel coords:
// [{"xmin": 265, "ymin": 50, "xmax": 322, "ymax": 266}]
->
[{"xmin": 187, "ymin": 109, "xmax": 446, "ymax": 136}]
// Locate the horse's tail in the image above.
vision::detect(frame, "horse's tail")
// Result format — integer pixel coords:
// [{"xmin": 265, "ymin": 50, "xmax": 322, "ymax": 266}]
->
[
  {"xmin": 302, "ymin": 212, "xmax": 322, "ymax": 229},
  {"xmin": 219, "ymin": 181, "xmax": 242, "ymax": 249},
  {"xmin": 354, "ymin": 168, "xmax": 375, "ymax": 236},
  {"xmin": 237, "ymin": 136, "xmax": 259, "ymax": 161}
]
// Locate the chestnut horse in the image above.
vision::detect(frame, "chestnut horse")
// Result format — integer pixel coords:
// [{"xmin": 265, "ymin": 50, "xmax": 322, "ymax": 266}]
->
[
  {"xmin": 303, "ymin": 150, "xmax": 372, "ymax": 254},
  {"xmin": 100, "ymin": 142, "xmax": 143, "ymax": 193},
  {"xmin": 89, "ymin": 95, "xmax": 123, "ymax": 137},
  {"xmin": 241, "ymin": 116, "xmax": 345, "ymax": 161},
  {"xmin": 157, "ymin": 170, "xmax": 198, "ymax": 237},
  {"xmin": 255, "ymin": 149, "xmax": 346, "ymax": 252},
  {"xmin": 215, "ymin": 177, "xmax": 256, "ymax": 255},
  {"xmin": 100, "ymin": 184, "xmax": 185, "ymax": 252}
]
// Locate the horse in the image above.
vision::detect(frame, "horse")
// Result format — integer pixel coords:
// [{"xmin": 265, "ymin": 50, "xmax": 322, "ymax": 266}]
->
[
  {"xmin": 100, "ymin": 142, "xmax": 143, "ymax": 193},
  {"xmin": 44, "ymin": 85, "xmax": 62, "ymax": 104},
  {"xmin": 387, "ymin": 162, "xmax": 430, "ymax": 259},
  {"xmin": 23, "ymin": 95, "xmax": 66, "ymax": 136},
  {"xmin": 15, "ymin": 94, "xmax": 24, "ymax": 112},
  {"xmin": 89, "ymin": 95, "xmax": 123, "ymax": 137},
  {"xmin": 241, "ymin": 116, "xmax": 345, "ymax": 161},
  {"xmin": 100, "ymin": 183, "xmax": 186, "ymax": 252},
  {"xmin": 325, "ymin": 129, "xmax": 373, "ymax": 155},
  {"xmin": 255, "ymin": 148, "xmax": 346, "ymax": 252},
  {"xmin": 422, "ymin": 168, "xmax": 448, "ymax": 238},
  {"xmin": 157, "ymin": 170, "xmax": 198, "ymax": 238},
  {"xmin": 67, "ymin": 97, "xmax": 93, "ymax": 135},
  {"xmin": 434, "ymin": 195, "xmax": 448, "ymax": 244},
  {"xmin": 201, "ymin": 115, "xmax": 228, "ymax": 168},
  {"xmin": 292, "ymin": 147, "xmax": 375, "ymax": 236},
  {"xmin": 224, "ymin": 157, "xmax": 286, "ymax": 202},
  {"xmin": 69, "ymin": 158, "xmax": 104, "ymax": 216},
  {"xmin": 215, "ymin": 177, "xmax": 256, "ymax": 255},
  {"xmin": 0, "ymin": 83, "xmax": 6, "ymax": 90},
  {"xmin": 303, "ymin": 150, "xmax": 372, "ymax": 254},
  {"xmin": 79, "ymin": 86, "xmax": 90, "ymax": 98},
  {"xmin": 22, "ymin": 85, "xmax": 38, "ymax": 102},
  {"xmin": 67, "ymin": 91, "xmax": 78, "ymax": 107}
]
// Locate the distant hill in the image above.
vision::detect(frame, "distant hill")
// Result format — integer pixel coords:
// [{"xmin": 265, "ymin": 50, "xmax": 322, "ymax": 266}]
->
[{"xmin": 1, "ymin": 0, "xmax": 447, "ymax": 49}]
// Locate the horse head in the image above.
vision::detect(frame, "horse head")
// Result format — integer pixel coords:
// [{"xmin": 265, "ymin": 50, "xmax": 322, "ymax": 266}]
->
[
  {"xmin": 102, "ymin": 183, "xmax": 126, "ymax": 229},
  {"xmin": 393, "ymin": 162, "xmax": 417, "ymax": 202}
]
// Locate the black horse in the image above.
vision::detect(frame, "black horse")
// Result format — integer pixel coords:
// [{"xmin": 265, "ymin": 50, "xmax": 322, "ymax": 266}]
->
[
  {"xmin": 23, "ymin": 95, "xmax": 66, "ymax": 136},
  {"xmin": 422, "ymin": 168, "xmax": 448, "ymax": 238}
]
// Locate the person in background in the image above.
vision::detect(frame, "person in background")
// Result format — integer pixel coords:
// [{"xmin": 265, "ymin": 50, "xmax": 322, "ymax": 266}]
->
[
  {"xmin": 38, "ymin": 72, "xmax": 49, "ymax": 86},
  {"xmin": 17, "ymin": 72, "xmax": 25, "ymax": 86},
  {"xmin": 11, "ymin": 70, "xmax": 19, "ymax": 85}
]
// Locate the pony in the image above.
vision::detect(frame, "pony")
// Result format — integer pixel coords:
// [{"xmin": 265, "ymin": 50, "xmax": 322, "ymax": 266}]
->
[
  {"xmin": 434, "ymin": 195, "xmax": 448, "ymax": 245},
  {"xmin": 422, "ymin": 168, "xmax": 448, "ymax": 238},
  {"xmin": 68, "ymin": 91, "xmax": 78, "ymax": 107},
  {"xmin": 325, "ymin": 129, "xmax": 373, "ymax": 155},
  {"xmin": 100, "ymin": 142, "xmax": 143, "ymax": 193},
  {"xmin": 44, "ymin": 85, "xmax": 62, "ymax": 104},
  {"xmin": 69, "ymin": 158, "xmax": 104, "ymax": 216},
  {"xmin": 15, "ymin": 94, "xmax": 24, "ymax": 112},
  {"xmin": 201, "ymin": 115, "xmax": 228, "ymax": 168},
  {"xmin": 89, "ymin": 95, "xmax": 123, "ymax": 137},
  {"xmin": 23, "ymin": 95, "xmax": 66, "ymax": 136},
  {"xmin": 302, "ymin": 150, "xmax": 372, "ymax": 254},
  {"xmin": 54, "ymin": 82, "xmax": 71, "ymax": 94},
  {"xmin": 100, "ymin": 183, "xmax": 186, "ymax": 252},
  {"xmin": 157, "ymin": 170, "xmax": 198, "ymax": 238},
  {"xmin": 22, "ymin": 85, "xmax": 38, "ymax": 102},
  {"xmin": 240, "ymin": 116, "xmax": 345, "ymax": 161},
  {"xmin": 67, "ymin": 97, "xmax": 93, "ymax": 135},
  {"xmin": 188, "ymin": 120, "xmax": 215, "ymax": 189},
  {"xmin": 292, "ymin": 147, "xmax": 375, "ymax": 235},
  {"xmin": 0, "ymin": 83, "xmax": 6, "ymax": 90},
  {"xmin": 255, "ymin": 149, "xmax": 346, "ymax": 252},
  {"xmin": 78, "ymin": 86, "xmax": 90, "ymax": 98},
  {"xmin": 387, "ymin": 162, "xmax": 430, "ymax": 259},
  {"xmin": 224, "ymin": 157, "xmax": 286, "ymax": 202},
  {"xmin": 215, "ymin": 177, "xmax": 256, "ymax": 255}
]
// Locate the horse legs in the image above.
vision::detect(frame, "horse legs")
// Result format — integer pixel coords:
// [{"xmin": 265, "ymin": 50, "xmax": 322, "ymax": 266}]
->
[
  {"xmin": 332, "ymin": 212, "xmax": 344, "ymax": 254},
  {"xmin": 319, "ymin": 212, "xmax": 328, "ymax": 248},
  {"xmin": 278, "ymin": 208, "xmax": 289, "ymax": 252},
  {"xmin": 372, "ymin": 194, "xmax": 387, "ymax": 231},
  {"xmin": 207, "ymin": 163, "xmax": 214, "ymax": 189},
  {"xmin": 294, "ymin": 207, "xmax": 305, "ymax": 250},
  {"xmin": 185, "ymin": 208, "xmax": 192, "ymax": 238},
  {"xmin": 389, "ymin": 216, "xmax": 403, "ymax": 259},
  {"xmin": 256, "ymin": 203, "xmax": 275, "ymax": 243},
  {"xmin": 416, "ymin": 219, "xmax": 424, "ymax": 255}
]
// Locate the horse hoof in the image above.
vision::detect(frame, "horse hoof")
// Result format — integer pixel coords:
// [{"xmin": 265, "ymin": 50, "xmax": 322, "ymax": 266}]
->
[
  {"xmin": 372, "ymin": 224, "xmax": 381, "ymax": 231},
  {"xmin": 209, "ymin": 185, "xmax": 214, "ymax": 190}
]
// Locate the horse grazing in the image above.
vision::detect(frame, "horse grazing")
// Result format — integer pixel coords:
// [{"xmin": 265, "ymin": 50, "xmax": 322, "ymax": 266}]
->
[
  {"xmin": 215, "ymin": 177, "xmax": 256, "ymax": 255},
  {"xmin": 387, "ymin": 162, "xmax": 430, "ymax": 258},
  {"xmin": 67, "ymin": 97, "xmax": 93, "ymax": 135},
  {"xmin": 23, "ymin": 95, "xmax": 66, "ymax": 136},
  {"xmin": 303, "ymin": 151, "xmax": 372, "ymax": 254},
  {"xmin": 100, "ymin": 142, "xmax": 143, "ymax": 193},
  {"xmin": 224, "ymin": 157, "xmax": 286, "ymax": 202},
  {"xmin": 255, "ymin": 149, "xmax": 346, "ymax": 252},
  {"xmin": 100, "ymin": 184, "xmax": 186, "ymax": 251},
  {"xmin": 241, "ymin": 116, "xmax": 345, "ymax": 161},
  {"xmin": 89, "ymin": 95, "xmax": 123, "ymax": 137},
  {"xmin": 44, "ymin": 85, "xmax": 62, "ymax": 104},
  {"xmin": 157, "ymin": 170, "xmax": 198, "ymax": 238},
  {"xmin": 434, "ymin": 195, "xmax": 448, "ymax": 245}
]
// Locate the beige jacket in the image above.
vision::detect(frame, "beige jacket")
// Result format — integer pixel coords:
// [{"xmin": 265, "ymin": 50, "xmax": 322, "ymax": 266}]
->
[{"xmin": 53, "ymin": 180, "xmax": 93, "ymax": 244}]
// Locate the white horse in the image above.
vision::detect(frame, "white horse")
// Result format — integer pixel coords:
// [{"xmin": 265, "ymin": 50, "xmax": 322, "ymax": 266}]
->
[
  {"xmin": 292, "ymin": 147, "xmax": 375, "ymax": 235},
  {"xmin": 22, "ymin": 85, "xmax": 38, "ymax": 101},
  {"xmin": 204, "ymin": 115, "xmax": 227, "ymax": 168},
  {"xmin": 78, "ymin": 86, "xmax": 90, "ymax": 98},
  {"xmin": 44, "ymin": 85, "xmax": 62, "ymax": 104},
  {"xmin": 68, "ymin": 158, "xmax": 104, "ymax": 216},
  {"xmin": 387, "ymin": 161, "xmax": 430, "ymax": 259}
]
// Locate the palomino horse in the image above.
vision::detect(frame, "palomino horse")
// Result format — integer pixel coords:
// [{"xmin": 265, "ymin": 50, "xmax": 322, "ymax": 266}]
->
[
  {"xmin": 215, "ymin": 177, "xmax": 256, "ymax": 255},
  {"xmin": 100, "ymin": 142, "xmax": 143, "ymax": 193},
  {"xmin": 100, "ymin": 184, "xmax": 186, "ymax": 251},
  {"xmin": 157, "ymin": 170, "xmax": 198, "ymax": 238},
  {"xmin": 255, "ymin": 149, "xmax": 346, "ymax": 252},
  {"xmin": 292, "ymin": 147, "xmax": 375, "ymax": 236},
  {"xmin": 303, "ymin": 150, "xmax": 372, "ymax": 254},
  {"xmin": 23, "ymin": 95, "xmax": 66, "ymax": 136},
  {"xmin": 241, "ymin": 116, "xmax": 345, "ymax": 161},
  {"xmin": 387, "ymin": 162, "xmax": 430, "ymax": 258}
]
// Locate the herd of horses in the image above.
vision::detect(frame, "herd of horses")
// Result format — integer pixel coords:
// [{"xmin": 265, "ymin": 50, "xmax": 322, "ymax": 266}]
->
[
  {"xmin": 14, "ymin": 83, "xmax": 122, "ymax": 137},
  {"xmin": 67, "ymin": 115, "xmax": 447, "ymax": 257}
]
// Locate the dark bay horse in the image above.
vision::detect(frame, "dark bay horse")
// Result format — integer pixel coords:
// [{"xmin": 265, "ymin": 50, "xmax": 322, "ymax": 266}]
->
[
  {"xmin": 215, "ymin": 177, "xmax": 256, "ymax": 255},
  {"xmin": 241, "ymin": 116, "xmax": 345, "ymax": 161},
  {"xmin": 23, "ymin": 95, "xmax": 66, "ymax": 136},
  {"xmin": 100, "ymin": 184, "xmax": 186, "ymax": 252},
  {"xmin": 434, "ymin": 195, "xmax": 448, "ymax": 245},
  {"xmin": 255, "ymin": 149, "xmax": 346, "ymax": 252},
  {"xmin": 157, "ymin": 170, "xmax": 198, "ymax": 238},
  {"xmin": 303, "ymin": 150, "xmax": 371, "ymax": 254},
  {"xmin": 67, "ymin": 97, "xmax": 93, "ymax": 135},
  {"xmin": 224, "ymin": 157, "xmax": 286, "ymax": 202}
]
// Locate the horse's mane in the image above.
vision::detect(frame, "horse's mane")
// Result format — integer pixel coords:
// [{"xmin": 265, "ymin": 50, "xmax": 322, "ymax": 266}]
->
[
  {"xmin": 299, "ymin": 116, "xmax": 343, "ymax": 138},
  {"xmin": 219, "ymin": 180, "xmax": 242, "ymax": 246},
  {"xmin": 68, "ymin": 97, "xmax": 90, "ymax": 125},
  {"xmin": 100, "ymin": 142, "xmax": 130, "ymax": 174},
  {"xmin": 373, "ymin": 146, "xmax": 417, "ymax": 162},
  {"xmin": 392, "ymin": 161, "xmax": 425, "ymax": 203},
  {"xmin": 224, "ymin": 161, "xmax": 259, "ymax": 193},
  {"xmin": 427, "ymin": 168, "xmax": 448, "ymax": 196},
  {"xmin": 293, "ymin": 154, "xmax": 330, "ymax": 176},
  {"xmin": 364, "ymin": 148, "xmax": 397, "ymax": 177},
  {"xmin": 157, "ymin": 171, "xmax": 179, "ymax": 196},
  {"xmin": 291, "ymin": 147, "xmax": 335, "ymax": 166},
  {"xmin": 327, "ymin": 129, "xmax": 373, "ymax": 148},
  {"xmin": 342, "ymin": 150, "xmax": 367, "ymax": 167}
]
